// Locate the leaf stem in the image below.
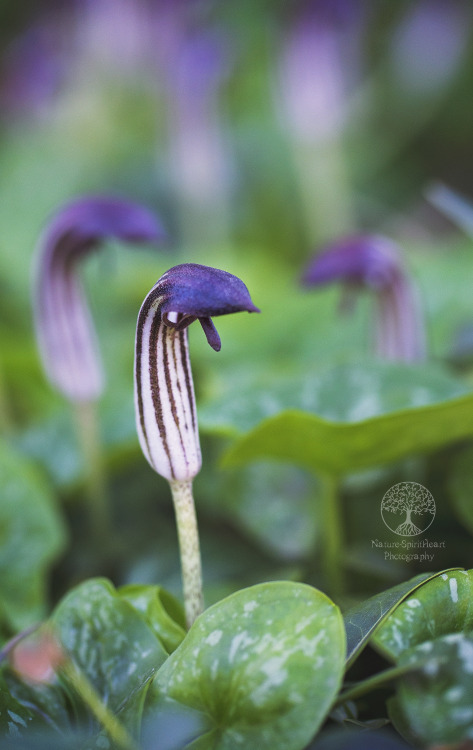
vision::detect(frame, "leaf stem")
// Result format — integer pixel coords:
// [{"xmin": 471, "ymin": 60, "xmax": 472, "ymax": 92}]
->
[
  {"xmin": 74, "ymin": 400, "xmax": 110, "ymax": 541},
  {"xmin": 320, "ymin": 473, "xmax": 344, "ymax": 598},
  {"xmin": 334, "ymin": 662, "xmax": 427, "ymax": 707},
  {"xmin": 169, "ymin": 479, "xmax": 204, "ymax": 628}
]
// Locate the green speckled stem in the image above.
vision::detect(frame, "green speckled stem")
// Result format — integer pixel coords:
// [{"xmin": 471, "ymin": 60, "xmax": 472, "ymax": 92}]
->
[{"xmin": 170, "ymin": 479, "xmax": 204, "ymax": 628}]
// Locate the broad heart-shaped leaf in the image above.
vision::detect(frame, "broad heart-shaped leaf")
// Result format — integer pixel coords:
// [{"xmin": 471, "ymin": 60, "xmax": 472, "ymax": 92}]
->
[
  {"xmin": 394, "ymin": 632, "xmax": 473, "ymax": 744},
  {"xmin": 201, "ymin": 362, "xmax": 468, "ymax": 435},
  {"xmin": 199, "ymin": 362, "xmax": 473, "ymax": 476},
  {"xmin": 371, "ymin": 569, "xmax": 473, "ymax": 662},
  {"xmin": 344, "ymin": 570, "xmax": 455, "ymax": 669},
  {"xmin": 118, "ymin": 584, "xmax": 187, "ymax": 654},
  {"xmin": 51, "ymin": 578, "xmax": 169, "ymax": 730},
  {"xmin": 147, "ymin": 581, "xmax": 345, "ymax": 750},
  {"xmin": 0, "ymin": 441, "xmax": 66, "ymax": 631}
]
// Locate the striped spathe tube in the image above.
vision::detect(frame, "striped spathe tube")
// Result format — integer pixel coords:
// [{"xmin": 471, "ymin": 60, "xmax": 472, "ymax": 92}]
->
[{"xmin": 134, "ymin": 263, "xmax": 259, "ymax": 482}]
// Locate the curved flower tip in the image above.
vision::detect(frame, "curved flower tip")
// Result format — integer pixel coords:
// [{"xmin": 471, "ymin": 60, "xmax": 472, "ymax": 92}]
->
[
  {"xmin": 41, "ymin": 195, "xmax": 166, "ymax": 248},
  {"xmin": 301, "ymin": 234, "xmax": 426, "ymax": 362},
  {"xmin": 301, "ymin": 234, "xmax": 403, "ymax": 290},
  {"xmin": 34, "ymin": 195, "xmax": 165, "ymax": 402},
  {"xmin": 159, "ymin": 263, "xmax": 260, "ymax": 352},
  {"xmin": 135, "ymin": 263, "xmax": 259, "ymax": 481}
]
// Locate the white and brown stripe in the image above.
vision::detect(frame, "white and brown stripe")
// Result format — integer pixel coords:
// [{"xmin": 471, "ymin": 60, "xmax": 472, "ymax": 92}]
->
[
  {"xmin": 34, "ymin": 235, "xmax": 104, "ymax": 403},
  {"xmin": 134, "ymin": 284, "xmax": 201, "ymax": 482}
]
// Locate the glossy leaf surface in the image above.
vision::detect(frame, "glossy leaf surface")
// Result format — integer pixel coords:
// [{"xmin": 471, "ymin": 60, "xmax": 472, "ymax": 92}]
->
[
  {"xmin": 148, "ymin": 582, "xmax": 345, "ymax": 750},
  {"xmin": 372, "ymin": 569, "xmax": 473, "ymax": 661},
  {"xmin": 51, "ymin": 578, "xmax": 168, "ymax": 726},
  {"xmin": 118, "ymin": 584, "xmax": 187, "ymax": 654},
  {"xmin": 396, "ymin": 633, "xmax": 473, "ymax": 743},
  {"xmin": 344, "ymin": 570, "xmax": 450, "ymax": 669}
]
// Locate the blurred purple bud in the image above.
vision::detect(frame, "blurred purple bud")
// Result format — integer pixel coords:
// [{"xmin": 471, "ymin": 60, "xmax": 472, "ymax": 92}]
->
[
  {"xmin": 301, "ymin": 234, "xmax": 401, "ymax": 290},
  {"xmin": 34, "ymin": 195, "xmax": 165, "ymax": 402},
  {"xmin": 391, "ymin": 0, "xmax": 469, "ymax": 95},
  {"xmin": 301, "ymin": 234, "xmax": 426, "ymax": 362},
  {"xmin": 294, "ymin": 0, "xmax": 359, "ymax": 27},
  {"xmin": 1, "ymin": 23, "xmax": 70, "ymax": 121},
  {"xmin": 159, "ymin": 27, "xmax": 234, "ymax": 238},
  {"xmin": 174, "ymin": 30, "xmax": 231, "ymax": 101},
  {"xmin": 279, "ymin": 0, "xmax": 362, "ymax": 143},
  {"xmin": 135, "ymin": 263, "xmax": 259, "ymax": 481}
]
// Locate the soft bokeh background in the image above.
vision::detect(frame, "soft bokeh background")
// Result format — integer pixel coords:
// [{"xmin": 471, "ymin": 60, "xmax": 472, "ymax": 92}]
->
[{"xmin": 2, "ymin": 0, "xmax": 473, "ymax": 634}]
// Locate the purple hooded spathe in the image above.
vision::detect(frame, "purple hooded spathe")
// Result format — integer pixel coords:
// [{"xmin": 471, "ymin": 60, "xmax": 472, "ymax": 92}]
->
[
  {"xmin": 34, "ymin": 195, "xmax": 164, "ymax": 402},
  {"xmin": 302, "ymin": 234, "xmax": 426, "ymax": 362}
]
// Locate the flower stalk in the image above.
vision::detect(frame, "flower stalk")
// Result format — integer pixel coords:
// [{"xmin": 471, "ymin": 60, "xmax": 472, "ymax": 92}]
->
[
  {"xmin": 170, "ymin": 479, "xmax": 204, "ymax": 627},
  {"xmin": 134, "ymin": 263, "xmax": 259, "ymax": 627}
]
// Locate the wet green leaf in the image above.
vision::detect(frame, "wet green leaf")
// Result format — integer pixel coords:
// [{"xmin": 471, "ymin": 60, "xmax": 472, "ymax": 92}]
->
[
  {"xmin": 371, "ymin": 570, "xmax": 473, "ymax": 744},
  {"xmin": 0, "ymin": 442, "xmax": 67, "ymax": 631},
  {"xmin": 372, "ymin": 569, "xmax": 473, "ymax": 661},
  {"xmin": 200, "ymin": 362, "xmax": 470, "ymax": 476},
  {"xmin": 0, "ymin": 672, "xmax": 49, "ymax": 740},
  {"xmin": 221, "ymin": 392, "xmax": 473, "ymax": 476},
  {"xmin": 395, "ymin": 632, "xmax": 473, "ymax": 743},
  {"xmin": 148, "ymin": 581, "xmax": 345, "ymax": 750},
  {"xmin": 51, "ymin": 578, "xmax": 169, "ymax": 727},
  {"xmin": 118, "ymin": 584, "xmax": 186, "ymax": 654},
  {"xmin": 344, "ymin": 570, "xmax": 451, "ymax": 669},
  {"xmin": 201, "ymin": 362, "xmax": 467, "ymax": 438},
  {"xmin": 3, "ymin": 666, "xmax": 71, "ymax": 735}
]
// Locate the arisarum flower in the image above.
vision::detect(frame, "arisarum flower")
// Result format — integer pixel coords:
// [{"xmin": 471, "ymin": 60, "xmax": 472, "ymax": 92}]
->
[
  {"xmin": 134, "ymin": 263, "xmax": 259, "ymax": 626},
  {"xmin": 33, "ymin": 195, "xmax": 164, "ymax": 538},
  {"xmin": 301, "ymin": 234, "xmax": 426, "ymax": 361},
  {"xmin": 34, "ymin": 195, "xmax": 164, "ymax": 402}
]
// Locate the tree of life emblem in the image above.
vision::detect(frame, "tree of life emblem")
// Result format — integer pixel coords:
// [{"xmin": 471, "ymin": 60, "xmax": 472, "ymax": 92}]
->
[{"xmin": 381, "ymin": 482, "xmax": 436, "ymax": 536}]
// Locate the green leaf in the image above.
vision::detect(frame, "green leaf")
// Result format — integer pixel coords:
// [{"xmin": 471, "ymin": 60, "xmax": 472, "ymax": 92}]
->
[
  {"xmin": 214, "ymin": 363, "xmax": 473, "ymax": 475},
  {"xmin": 51, "ymin": 578, "xmax": 169, "ymax": 726},
  {"xmin": 148, "ymin": 581, "xmax": 345, "ymax": 750},
  {"xmin": 372, "ymin": 569, "xmax": 473, "ymax": 661},
  {"xmin": 0, "ymin": 442, "xmax": 67, "ymax": 631},
  {"xmin": 118, "ymin": 584, "xmax": 187, "ymax": 654},
  {"xmin": 3, "ymin": 667, "xmax": 71, "ymax": 735},
  {"xmin": 369, "ymin": 570, "xmax": 473, "ymax": 743},
  {"xmin": 344, "ymin": 570, "xmax": 452, "ymax": 669},
  {"xmin": 0, "ymin": 672, "xmax": 46, "ymax": 740},
  {"xmin": 395, "ymin": 632, "xmax": 473, "ymax": 743},
  {"xmin": 201, "ymin": 362, "xmax": 467, "ymax": 436}
]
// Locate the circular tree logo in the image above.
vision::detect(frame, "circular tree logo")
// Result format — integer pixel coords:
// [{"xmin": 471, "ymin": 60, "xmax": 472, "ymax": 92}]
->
[{"xmin": 381, "ymin": 482, "xmax": 435, "ymax": 536}]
